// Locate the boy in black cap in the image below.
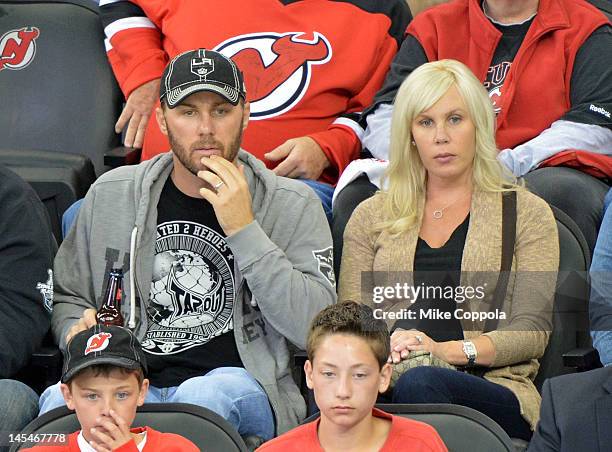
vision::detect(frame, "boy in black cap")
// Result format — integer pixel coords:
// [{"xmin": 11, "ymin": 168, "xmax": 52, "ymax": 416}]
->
[{"xmin": 26, "ymin": 325, "xmax": 198, "ymax": 451}]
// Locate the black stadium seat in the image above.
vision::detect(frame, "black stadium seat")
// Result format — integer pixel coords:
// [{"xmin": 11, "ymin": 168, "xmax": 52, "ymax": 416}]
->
[
  {"xmin": 534, "ymin": 206, "xmax": 596, "ymax": 388},
  {"xmin": 0, "ymin": 150, "xmax": 95, "ymax": 244},
  {"xmin": 588, "ymin": 0, "xmax": 612, "ymax": 20},
  {"xmin": 0, "ymin": 0, "xmax": 123, "ymax": 175},
  {"xmin": 11, "ymin": 403, "xmax": 249, "ymax": 452},
  {"xmin": 303, "ymin": 403, "xmax": 515, "ymax": 452}
]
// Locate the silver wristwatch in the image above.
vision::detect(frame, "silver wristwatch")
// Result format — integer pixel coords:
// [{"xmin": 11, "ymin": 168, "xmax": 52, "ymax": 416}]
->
[{"xmin": 462, "ymin": 341, "xmax": 477, "ymax": 367}]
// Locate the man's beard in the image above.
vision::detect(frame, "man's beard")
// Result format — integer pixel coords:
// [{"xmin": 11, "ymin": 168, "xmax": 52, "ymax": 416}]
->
[{"xmin": 167, "ymin": 123, "xmax": 244, "ymax": 176}]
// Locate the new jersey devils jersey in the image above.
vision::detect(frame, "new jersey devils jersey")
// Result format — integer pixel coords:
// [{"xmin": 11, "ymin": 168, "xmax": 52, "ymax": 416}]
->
[{"xmin": 100, "ymin": 0, "xmax": 411, "ymax": 183}]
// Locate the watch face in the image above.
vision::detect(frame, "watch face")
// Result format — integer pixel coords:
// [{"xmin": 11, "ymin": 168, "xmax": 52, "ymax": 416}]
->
[{"xmin": 463, "ymin": 341, "xmax": 476, "ymax": 357}]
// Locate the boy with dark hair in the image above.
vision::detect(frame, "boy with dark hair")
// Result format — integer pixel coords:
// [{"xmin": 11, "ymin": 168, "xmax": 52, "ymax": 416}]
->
[
  {"xmin": 25, "ymin": 325, "xmax": 198, "ymax": 451},
  {"xmin": 257, "ymin": 302, "xmax": 447, "ymax": 451}
]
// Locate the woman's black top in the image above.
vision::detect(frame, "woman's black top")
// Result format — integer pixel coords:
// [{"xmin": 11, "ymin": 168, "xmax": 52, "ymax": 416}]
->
[{"xmin": 393, "ymin": 214, "xmax": 469, "ymax": 342}]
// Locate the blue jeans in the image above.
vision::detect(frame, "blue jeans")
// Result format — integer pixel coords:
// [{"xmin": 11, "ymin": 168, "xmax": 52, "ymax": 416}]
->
[
  {"xmin": 39, "ymin": 367, "xmax": 275, "ymax": 440},
  {"xmin": 0, "ymin": 380, "xmax": 39, "ymax": 449},
  {"xmin": 392, "ymin": 367, "xmax": 532, "ymax": 441},
  {"xmin": 301, "ymin": 179, "xmax": 334, "ymax": 223},
  {"xmin": 61, "ymin": 198, "xmax": 83, "ymax": 238},
  {"xmin": 590, "ymin": 188, "xmax": 612, "ymax": 366}
]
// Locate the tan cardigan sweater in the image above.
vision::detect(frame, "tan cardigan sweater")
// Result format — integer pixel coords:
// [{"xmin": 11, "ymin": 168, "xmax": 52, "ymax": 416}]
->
[{"xmin": 338, "ymin": 188, "xmax": 559, "ymax": 430}]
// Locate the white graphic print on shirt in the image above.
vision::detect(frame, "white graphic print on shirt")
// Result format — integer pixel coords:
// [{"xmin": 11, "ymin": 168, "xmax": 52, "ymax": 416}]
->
[{"xmin": 143, "ymin": 221, "xmax": 235, "ymax": 355}]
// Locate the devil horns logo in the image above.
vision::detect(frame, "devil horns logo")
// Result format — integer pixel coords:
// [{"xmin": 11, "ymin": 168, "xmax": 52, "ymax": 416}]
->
[
  {"xmin": 215, "ymin": 31, "xmax": 332, "ymax": 120},
  {"xmin": 0, "ymin": 27, "xmax": 40, "ymax": 72},
  {"xmin": 85, "ymin": 332, "xmax": 113, "ymax": 355}
]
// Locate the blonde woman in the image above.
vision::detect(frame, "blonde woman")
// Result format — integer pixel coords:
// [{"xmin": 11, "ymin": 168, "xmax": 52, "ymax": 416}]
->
[{"xmin": 339, "ymin": 59, "xmax": 559, "ymax": 441}]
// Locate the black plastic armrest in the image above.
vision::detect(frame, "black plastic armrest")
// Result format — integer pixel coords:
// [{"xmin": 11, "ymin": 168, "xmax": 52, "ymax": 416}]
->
[
  {"xmin": 562, "ymin": 347, "xmax": 602, "ymax": 371},
  {"xmin": 293, "ymin": 350, "xmax": 318, "ymax": 416},
  {"xmin": 104, "ymin": 146, "xmax": 142, "ymax": 168},
  {"xmin": 293, "ymin": 350, "xmax": 308, "ymax": 366},
  {"xmin": 293, "ymin": 350, "xmax": 308, "ymax": 390}
]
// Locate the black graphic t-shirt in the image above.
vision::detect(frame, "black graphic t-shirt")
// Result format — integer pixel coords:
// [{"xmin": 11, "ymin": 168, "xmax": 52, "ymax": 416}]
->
[
  {"xmin": 142, "ymin": 177, "xmax": 242, "ymax": 387},
  {"xmin": 484, "ymin": 16, "xmax": 533, "ymax": 115}
]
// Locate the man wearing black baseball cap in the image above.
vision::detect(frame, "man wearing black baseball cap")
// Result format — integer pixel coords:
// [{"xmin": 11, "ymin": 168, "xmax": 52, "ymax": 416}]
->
[
  {"xmin": 44, "ymin": 49, "xmax": 336, "ymax": 443},
  {"xmin": 25, "ymin": 325, "xmax": 198, "ymax": 451}
]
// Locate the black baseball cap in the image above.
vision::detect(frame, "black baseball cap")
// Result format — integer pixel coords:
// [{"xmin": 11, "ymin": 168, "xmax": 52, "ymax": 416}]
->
[
  {"xmin": 61, "ymin": 324, "xmax": 148, "ymax": 383},
  {"xmin": 160, "ymin": 48, "xmax": 247, "ymax": 108}
]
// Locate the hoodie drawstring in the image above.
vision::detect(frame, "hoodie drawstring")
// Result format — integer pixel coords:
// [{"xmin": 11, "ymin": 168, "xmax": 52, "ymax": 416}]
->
[{"xmin": 128, "ymin": 226, "xmax": 138, "ymax": 329}]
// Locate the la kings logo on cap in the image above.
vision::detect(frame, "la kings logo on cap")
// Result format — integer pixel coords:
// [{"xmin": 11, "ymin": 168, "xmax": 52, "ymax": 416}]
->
[{"xmin": 192, "ymin": 56, "xmax": 214, "ymax": 79}]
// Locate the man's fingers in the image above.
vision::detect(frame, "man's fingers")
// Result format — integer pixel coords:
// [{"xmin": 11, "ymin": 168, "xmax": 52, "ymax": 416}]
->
[
  {"xmin": 272, "ymin": 157, "xmax": 298, "ymax": 177},
  {"xmin": 116, "ymin": 78, "xmax": 160, "ymax": 143},
  {"xmin": 114, "ymin": 106, "xmax": 133, "ymax": 134},
  {"xmin": 200, "ymin": 156, "xmax": 242, "ymax": 186},
  {"xmin": 66, "ymin": 309, "xmax": 98, "ymax": 344},
  {"xmin": 199, "ymin": 187, "xmax": 219, "ymax": 205},
  {"xmin": 197, "ymin": 170, "xmax": 224, "ymax": 190},
  {"xmin": 131, "ymin": 115, "xmax": 149, "ymax": 149},
  {"xmin": 66, "ymin": 326, "xmax": 78, "ymax": 344},
  {"xmin": 83, "ymin": 309, "xmax": 98, "ymax": 328},
  {"xmin": 284, "ymin": 168, "xmax": 304, "ymax": 179},
  {"xmin": 264, "ymin": 141, "xmax": 293, "ymax": 161},
  {"xmin": 124, "ymin": 113, "xmax": 148, "ymax": 148}
]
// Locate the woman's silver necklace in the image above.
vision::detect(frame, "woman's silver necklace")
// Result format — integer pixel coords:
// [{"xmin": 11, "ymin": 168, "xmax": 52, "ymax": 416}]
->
[
  {"xmin": 431, "ymin": 194, "xmax": 469, "ymax": 219},
  {"xmin": 432, "ymin": 203, "xmax": 453, "ymax": 219}
]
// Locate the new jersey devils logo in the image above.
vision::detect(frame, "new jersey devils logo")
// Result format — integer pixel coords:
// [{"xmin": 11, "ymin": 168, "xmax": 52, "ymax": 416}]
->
[
  {"xmin": 0, "ymin": 27, "xmax": 40, "ymax": 72},
  {"xmin": 489, "ymin": 86, "xmax": 502, "ymax": 115},
  {"xmin": 215, "ymin": 31, "xmax": 332, "ymax": 119},
  {"xmin": 85, "ymin": 332, "xmax": 112, "ymax": 355}
]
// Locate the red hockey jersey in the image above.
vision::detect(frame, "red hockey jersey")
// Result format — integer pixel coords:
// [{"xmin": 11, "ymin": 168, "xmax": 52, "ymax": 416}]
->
[{"xmin": 101, "ymin": 0, "xmax": 410, "ymax": 183}]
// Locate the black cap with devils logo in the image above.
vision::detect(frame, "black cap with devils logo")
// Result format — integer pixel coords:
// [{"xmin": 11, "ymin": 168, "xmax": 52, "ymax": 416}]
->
[
  {"xmin": 61, "ymin": 324, "xmax": 148, "ymax": 383},
  {"xmin": 160, "ymin": 48, "xmax": 247, "ymax": 108}
]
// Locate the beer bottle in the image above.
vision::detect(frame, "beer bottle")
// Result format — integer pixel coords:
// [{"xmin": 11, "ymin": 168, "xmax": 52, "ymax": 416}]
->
[{"xmin": 96, "ymin": 268, "xmax": 125, "ymax": 326}]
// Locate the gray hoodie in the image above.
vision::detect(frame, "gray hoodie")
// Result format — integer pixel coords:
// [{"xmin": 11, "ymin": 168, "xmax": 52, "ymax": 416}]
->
[{"xmin": 52, "ymin": 151, "xmax": 336, "ymax": 433}]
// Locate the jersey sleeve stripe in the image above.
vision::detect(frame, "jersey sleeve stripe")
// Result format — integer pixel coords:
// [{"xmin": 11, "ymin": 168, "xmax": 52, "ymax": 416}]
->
[
  {"xmin": 104, "ymin": 17, "xmax": 158, "ymax": 42},
  {"xmin": 333, "ymin": 117, "xmax": 365, "ymax": 141},
  {"xmin": 100, "ymin": 1, "xmax": 149, "ymax": 29},
  {"xmin": 99, "ymin": 0, "xmax": 124, "ymax": 6}
]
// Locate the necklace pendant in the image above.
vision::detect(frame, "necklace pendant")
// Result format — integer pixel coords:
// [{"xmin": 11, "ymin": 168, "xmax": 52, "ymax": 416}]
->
[{"xmin": 433, "ymin": 210, "xmax": 443, "ymax": 219}]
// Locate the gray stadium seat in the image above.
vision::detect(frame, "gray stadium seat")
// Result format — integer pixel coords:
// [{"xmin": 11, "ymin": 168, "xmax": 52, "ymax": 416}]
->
[{"xmin": 0, "ymin": 0, "xmax": 123, "ymax": 176}]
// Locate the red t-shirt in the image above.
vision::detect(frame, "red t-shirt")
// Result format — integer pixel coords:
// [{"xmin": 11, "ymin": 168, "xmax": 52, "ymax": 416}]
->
[
  {"xmin": 257, "ymin": 408, "xmax": 448, "ymax": 451},
  {"xmin": 20, "ymin": 426, "xmax": 199, "ymax": 452}
]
